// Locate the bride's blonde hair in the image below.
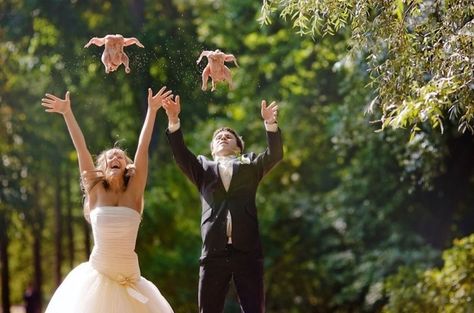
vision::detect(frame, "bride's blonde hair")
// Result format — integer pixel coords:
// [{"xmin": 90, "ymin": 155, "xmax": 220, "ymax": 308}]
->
[{"xmin": 80, "ymin": 147, "xmax": 135, "ymax": 221}]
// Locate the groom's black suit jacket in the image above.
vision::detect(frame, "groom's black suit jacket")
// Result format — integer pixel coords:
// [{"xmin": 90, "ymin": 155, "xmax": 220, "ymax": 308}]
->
[{"xmin": 166, "ymin": 128, "xmax": 283, "ymax": 260}]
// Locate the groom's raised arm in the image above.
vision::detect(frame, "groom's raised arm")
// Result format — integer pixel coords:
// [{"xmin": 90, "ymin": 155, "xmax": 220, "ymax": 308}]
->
[
  {"xmin": 255, "ymin": 100, "xmax": 283, "ymax": 176},
  {"xmin": 163, "ymin": 96, "xmax": 204, "ymax": 187}
]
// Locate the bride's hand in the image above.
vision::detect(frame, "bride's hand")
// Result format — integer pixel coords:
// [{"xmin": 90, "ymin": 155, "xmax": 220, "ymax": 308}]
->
[
  {"xmin": 147, "ymin": 86, "xmax": 173, "ymax": 112},
  {"xmin": 41, "ymin": 91, "xmax": 72, "ymax": 115}
]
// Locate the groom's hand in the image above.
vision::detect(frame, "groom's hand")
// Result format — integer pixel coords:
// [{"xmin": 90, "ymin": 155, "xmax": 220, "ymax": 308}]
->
[
  {"xmin": 163, "ymin": 95, "xmax": 181, "ymax": 124},
  {"xmin": 261, "ymin": 100, "xmax": 278, "ymax": 124}
]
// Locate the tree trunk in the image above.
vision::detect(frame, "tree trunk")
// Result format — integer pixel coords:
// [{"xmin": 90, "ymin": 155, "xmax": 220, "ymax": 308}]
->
[
  {"xmin": 129, "ymin": 0, "xmax": 144, "ymax": 29},
  {"xmin": 32, "ymin": 229, "xmax": 42, "ymax": 313},
  {"xmin": 54, "ymin": 172, "xmax": 63, "ymax": 286},
  {"xmin": 32, "ymin": 180, "xmax": 44, "ymax": 313},
  {"xmin": 0, "ymin": 214, "xmax": 11, "ymax": 313},
  {"xmin": 65, "ymin": 168, "xmax": 75, "ymax": 268},
  {"xmin": 416, "ymin": 132, "xmax": 474, "ymax": 248}
]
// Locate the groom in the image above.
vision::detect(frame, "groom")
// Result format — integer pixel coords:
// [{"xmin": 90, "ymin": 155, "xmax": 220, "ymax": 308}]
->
[{"xmin": 163, "ymin": 95, "xmax": 283, "ymax": 313}]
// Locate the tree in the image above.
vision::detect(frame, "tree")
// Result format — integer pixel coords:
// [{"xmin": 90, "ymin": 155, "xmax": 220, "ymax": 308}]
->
[
  {"xmin": 383, "ymin": 234, "xmax": 474, "ymax": 313},
  {"xmin": 1, "ymin": 0, "xmax": 473, "ymax": 312},
  {"xmin": 260, "ymin": 0, "xmax": 474, "ymax": 136}
]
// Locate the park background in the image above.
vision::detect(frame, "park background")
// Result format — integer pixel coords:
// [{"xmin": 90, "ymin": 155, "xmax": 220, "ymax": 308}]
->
[{"xmin": 1, "ymin": 0, "xmax": 473, "ymax": 312}]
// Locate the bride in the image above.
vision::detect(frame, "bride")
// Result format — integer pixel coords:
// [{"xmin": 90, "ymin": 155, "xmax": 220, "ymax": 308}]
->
[{"xmin": 41, "ymin": 86, "xmax": 174, "ymax": 313}]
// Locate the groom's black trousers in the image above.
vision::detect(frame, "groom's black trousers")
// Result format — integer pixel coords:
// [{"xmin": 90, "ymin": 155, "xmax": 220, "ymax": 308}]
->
[{"xmin": 198, "ymin": 244, "xmax": 265, "ymax": 313}]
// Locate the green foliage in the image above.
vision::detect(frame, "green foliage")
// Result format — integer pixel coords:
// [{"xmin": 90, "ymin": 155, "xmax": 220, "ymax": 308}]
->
[
  {"xmin": 1, "ymin": 1, "xmax": 474, "ymax": 312},
  {"xmin": 260, "ymin": 0, "xmax": 474, "ymax": 137},
  {"xmin": 383, "ymin": 234, "xmax": 474, "ymax": 313}
]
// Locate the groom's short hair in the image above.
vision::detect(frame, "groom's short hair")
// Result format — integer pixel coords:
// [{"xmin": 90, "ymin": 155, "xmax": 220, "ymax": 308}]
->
[{"xmin": 211, "ymin": 127, "xmax": 245, "ymax": 153}]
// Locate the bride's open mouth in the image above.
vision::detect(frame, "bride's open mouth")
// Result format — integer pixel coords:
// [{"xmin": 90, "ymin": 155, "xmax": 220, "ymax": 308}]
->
[{"xmin": 109, "ymin": 163, "xmax": 122, "ymax": 171}]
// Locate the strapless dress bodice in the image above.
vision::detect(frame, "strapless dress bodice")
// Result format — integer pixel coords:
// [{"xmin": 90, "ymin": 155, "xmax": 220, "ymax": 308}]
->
[
  {"xmin": 89, "ymin": 207, "xmax": 143, "ymax": 294},
  {"xmin": 90, "ymin": 206, "xmax": 141, "ymax": 255}
]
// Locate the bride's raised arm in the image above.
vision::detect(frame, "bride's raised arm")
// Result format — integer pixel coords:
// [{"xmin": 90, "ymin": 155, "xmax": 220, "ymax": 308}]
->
[
  {"xmin": 41, "ymin": 91, "xmax": 95, "ymax": 174},
  {"xmin": 131, "ymin": 86, "xmax": 172, "ymax": 192}
]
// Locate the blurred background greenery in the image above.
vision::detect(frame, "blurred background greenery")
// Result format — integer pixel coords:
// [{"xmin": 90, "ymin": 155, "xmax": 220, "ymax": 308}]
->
[{"xmin": 1, "ymin": 0, "xmax": 473, "ymax": 312}]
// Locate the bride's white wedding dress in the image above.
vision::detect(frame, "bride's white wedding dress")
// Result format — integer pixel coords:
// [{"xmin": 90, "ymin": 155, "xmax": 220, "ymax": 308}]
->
[{"xmin": 45, "ymin": 206, "xmax": 174, "ymax": 313}]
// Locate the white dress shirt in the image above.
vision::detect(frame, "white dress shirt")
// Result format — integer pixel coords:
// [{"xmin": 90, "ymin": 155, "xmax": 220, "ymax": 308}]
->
[
  {"xmin": 168, "ymin": 119, "xmax": 278, "ymax": 244},
  {"xmin": 214, "ymin": 155, "xmax": 237, "ymax": 243}
]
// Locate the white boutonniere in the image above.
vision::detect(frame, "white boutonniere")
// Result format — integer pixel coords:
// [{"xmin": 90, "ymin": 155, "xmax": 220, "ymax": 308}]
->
[{"xmin": 237, "ymin": 154, "xmax": 251, "ymax": 164}]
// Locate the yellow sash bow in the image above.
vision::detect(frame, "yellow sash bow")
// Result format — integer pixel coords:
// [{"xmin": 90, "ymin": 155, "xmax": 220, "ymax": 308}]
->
[{"xmin": 117, "ymin": 274, "xmax": 149, "ymax": 303}]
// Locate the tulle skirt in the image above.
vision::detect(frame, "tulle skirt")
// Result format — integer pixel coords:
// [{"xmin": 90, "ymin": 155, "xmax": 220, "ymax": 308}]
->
[{"xmin": 45, "ymin": 262, "xmax": 174, "ymax": 313}]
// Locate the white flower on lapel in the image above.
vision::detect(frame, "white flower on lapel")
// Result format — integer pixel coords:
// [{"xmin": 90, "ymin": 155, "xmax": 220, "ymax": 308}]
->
[{"xmin": 238, "ymin": 154, "xmax": 251, "ymax": 164}]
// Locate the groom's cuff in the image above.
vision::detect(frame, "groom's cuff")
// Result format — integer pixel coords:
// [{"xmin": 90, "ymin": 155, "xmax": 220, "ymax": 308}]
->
[
  {"xmin": 168, "ymin": 119, "xmax": 181, "ymax": 133},
  {"xmin": 264, "ymin": 121, "xmax": 278, "ymax": 132}
]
